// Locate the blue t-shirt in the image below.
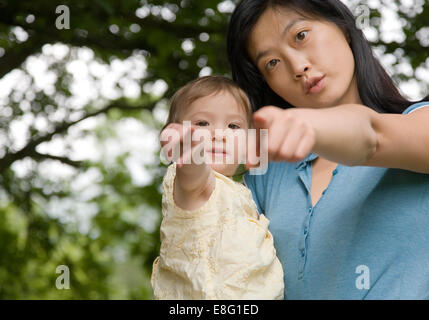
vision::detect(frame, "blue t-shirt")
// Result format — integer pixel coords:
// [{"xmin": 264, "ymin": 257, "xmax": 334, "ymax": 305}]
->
[{"xmin": 243, "ymin": 102, "xmax": 429, "ymax": 299}]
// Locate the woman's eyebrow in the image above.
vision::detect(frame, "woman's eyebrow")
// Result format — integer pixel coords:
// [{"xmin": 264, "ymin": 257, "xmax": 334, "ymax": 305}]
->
[
  {"xmin": 281, "ymin": 17, "xmax": 307, "ymax": 38},
  {"xmin": 255, "ymin": 49, "xmax": 271, "ymax": 66},
  {"xmin": 254, "ymin": 17, "xmax": 307, "ymax": 65}
]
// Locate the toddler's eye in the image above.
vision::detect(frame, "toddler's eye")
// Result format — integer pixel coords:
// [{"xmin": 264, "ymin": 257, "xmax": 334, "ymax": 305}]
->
[
  {"xmin": 296, "ymin": 31, "xmax": 308, "ymax": 42},
  {"xmin": 266, "ymin": 59, "xmax": 279, "ymax": 70},
  {"xmin": 195, "ymin": 121, "xmax": 209, "ymax": 126},
  {"xmin": 229, "ymin": 123, "xmax": 240, "ymax": 129}
]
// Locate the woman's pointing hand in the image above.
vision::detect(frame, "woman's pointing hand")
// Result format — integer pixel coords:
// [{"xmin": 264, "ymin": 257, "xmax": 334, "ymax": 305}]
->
[{"xmin": 251, "ymin": 106, "xmax": 317, "ymax": 164}]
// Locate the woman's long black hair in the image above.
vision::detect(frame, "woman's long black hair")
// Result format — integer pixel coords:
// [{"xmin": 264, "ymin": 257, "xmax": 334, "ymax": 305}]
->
[{"xmin": 227, "ymin": 0, "xmax": 428, "ymax": 114}]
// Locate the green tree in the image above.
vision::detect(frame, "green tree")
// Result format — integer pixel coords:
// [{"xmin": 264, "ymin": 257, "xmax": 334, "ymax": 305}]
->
[{"xmin": 0, "ymin": 0, "xmax": 427, "ymax": 299}]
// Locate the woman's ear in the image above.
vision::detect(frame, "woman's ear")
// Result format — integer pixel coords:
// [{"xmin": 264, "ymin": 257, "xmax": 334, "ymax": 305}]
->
[
  {"xmin": 340, "ymin": 27, "xmax": 351, "ymax": 44},
  {"xmin": 345, "ymin": 31, "xmax": 351, "ymax": 44}
]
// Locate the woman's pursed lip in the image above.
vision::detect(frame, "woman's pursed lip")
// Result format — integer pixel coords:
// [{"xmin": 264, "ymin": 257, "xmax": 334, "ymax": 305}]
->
[{"xmin": 305, "ymin": 76, "xmax": 326, "ymax": 95}]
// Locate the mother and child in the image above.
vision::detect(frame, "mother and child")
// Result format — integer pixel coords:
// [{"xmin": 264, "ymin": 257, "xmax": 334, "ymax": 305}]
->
[{"xmin": 151, "ymin": 0, "xmax": 429, "ymax": 300}]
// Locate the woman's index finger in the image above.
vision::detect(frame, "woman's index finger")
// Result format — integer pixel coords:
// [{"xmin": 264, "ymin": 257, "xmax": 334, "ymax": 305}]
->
[{"xmin": 253, "ymin": 106, "xmax": 279, "ymax": 129}]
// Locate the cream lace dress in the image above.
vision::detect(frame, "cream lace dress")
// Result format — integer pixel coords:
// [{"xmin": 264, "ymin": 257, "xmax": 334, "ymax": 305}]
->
[{"xmin": 151, "ymin": 162, "xmax": 284, "ymax": 300}]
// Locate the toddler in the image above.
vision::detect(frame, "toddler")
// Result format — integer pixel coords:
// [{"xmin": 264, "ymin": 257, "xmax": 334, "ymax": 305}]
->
[{"xmin": 151, "ymin": 75, "xmax": 284, "ymax": 299}]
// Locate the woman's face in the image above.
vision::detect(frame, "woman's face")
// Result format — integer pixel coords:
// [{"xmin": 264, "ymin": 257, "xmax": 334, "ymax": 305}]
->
[{"xmin": 247, "ymin": 7, "xmax": 362, "ymax": 109}]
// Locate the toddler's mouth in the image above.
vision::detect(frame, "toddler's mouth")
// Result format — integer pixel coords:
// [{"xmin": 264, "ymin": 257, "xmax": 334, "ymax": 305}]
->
[{"xmin": 208, "ymin": 147, "xmax": 227, "ymax": 154}]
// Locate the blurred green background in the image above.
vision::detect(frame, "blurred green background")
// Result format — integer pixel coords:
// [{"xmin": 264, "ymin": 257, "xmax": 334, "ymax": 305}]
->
[{"xmin": 0, "ymin": 0, "xmax": 427, "ymax": 299}]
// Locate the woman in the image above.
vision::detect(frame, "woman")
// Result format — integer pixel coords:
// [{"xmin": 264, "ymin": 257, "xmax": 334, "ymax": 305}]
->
[{"xmin": 227, "ymin": 0, "xmax": 429, "ymax": 299}]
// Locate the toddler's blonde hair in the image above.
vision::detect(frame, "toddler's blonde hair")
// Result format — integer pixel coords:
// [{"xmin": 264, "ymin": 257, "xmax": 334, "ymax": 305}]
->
[{"xmin": 162, "ymin": 75, "xmax": 253, "ymax": 132}]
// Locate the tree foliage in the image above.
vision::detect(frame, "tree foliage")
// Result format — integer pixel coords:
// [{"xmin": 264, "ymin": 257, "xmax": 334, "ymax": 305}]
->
[{"xmin": 0, "ymin": 0, "xmax": 427, "ymax": 299}]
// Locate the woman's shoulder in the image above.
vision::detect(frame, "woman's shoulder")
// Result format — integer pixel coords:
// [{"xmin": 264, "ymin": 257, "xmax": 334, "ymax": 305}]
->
[{"xmin": 402, "ymin": 101, "xmax": 429, "ymax": 115}]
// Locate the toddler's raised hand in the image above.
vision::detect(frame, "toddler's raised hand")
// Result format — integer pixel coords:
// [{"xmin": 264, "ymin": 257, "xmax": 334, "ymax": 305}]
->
[{"xmin": 160, "ymin": 122, "xmax": 208, "ymax": 169}]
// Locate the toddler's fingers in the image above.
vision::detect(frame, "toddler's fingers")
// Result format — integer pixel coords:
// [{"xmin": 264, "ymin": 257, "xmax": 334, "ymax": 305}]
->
[
  {"xmin": 162, "ymin": 125, "xmax": 196, "ymax": 161},
  {"xmin": 160, "ymin": 128, "xmax": 179, "ymax": 162},
  {"xmin": 178, "ymin": 126, "xmax": 196, "ymax": 160},
  {"xmin": 160, "ymin": 123, "xmax": 181, "ymax": 148},
  {"xmin": 178, "ymin": 125, "xmax": 194, "ymax": 144},
  {"xmin": 192, "ymin": 140, "xmax": 207, "ymax": 164},
  {"xmin": 177, "ymin": 140, "xmax": 206, "ymax": 168},
  {"xmin": 161, "ymin": 123, "xmax": 194, "ymax": 148},
  {"xmin": 190, "ymin": 126, "xmax": 210, "ymax": 146}
]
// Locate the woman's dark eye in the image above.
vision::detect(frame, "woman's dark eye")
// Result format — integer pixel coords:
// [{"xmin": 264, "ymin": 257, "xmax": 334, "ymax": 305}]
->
[
  {"xmin": 296, "ymin": 31, "xmax": 308, "ymax": 42},
  {"xmin": 229, "ymin": 123, "xmax": 240, "ymax": 129},
  {"xmin": 195, "ymin": 121, "xmax": 209, "ymax": 126},
  {"xmin": 266, "ymin": 59, "xmax": 279, "ymax": 70}
]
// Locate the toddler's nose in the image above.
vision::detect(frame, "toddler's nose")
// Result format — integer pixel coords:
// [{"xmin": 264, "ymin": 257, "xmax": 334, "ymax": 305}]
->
[{"xmin": 211, "ymin": 128, "xmax": 226, "ymax": 142}]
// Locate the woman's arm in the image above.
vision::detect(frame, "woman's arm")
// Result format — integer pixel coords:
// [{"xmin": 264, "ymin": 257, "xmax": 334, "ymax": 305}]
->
[
  {"xmin": 249, "ymin": 104, "xmax": 377, "ymax": 167},
  {"xmin": 360, "ymin": 106, "xmax": 429, "ymax": 174},
  {"xmin": 308, "ymin": 103, "xmax": 429, "ymax": 173},
  {"xmin": 250, "ymin": 104, "xmax": 429, "ymax": 174},
  {"xmin": 304, "ymin": 103, "xmax": 378, "ymax": 167}
]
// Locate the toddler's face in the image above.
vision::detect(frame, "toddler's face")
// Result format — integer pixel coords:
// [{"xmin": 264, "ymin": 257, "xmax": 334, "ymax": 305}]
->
[{"xmin": 179, "ymin": 91, "xmax": 249, "ymax": 177}]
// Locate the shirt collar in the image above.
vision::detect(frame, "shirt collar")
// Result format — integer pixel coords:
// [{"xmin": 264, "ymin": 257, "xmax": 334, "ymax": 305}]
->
[{"xmin": 295, "ymin": 152, "xmax": 319, "ymax": 169}]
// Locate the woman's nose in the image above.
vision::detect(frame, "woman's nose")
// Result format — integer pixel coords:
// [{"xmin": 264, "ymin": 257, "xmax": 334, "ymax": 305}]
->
[
  {"xmin": 295, "ymin": 65, "xmax": 310, "ymax": 80},
  {"xmin": 285, "ymin": 50, "xmax": 311, "ymax": 79}
]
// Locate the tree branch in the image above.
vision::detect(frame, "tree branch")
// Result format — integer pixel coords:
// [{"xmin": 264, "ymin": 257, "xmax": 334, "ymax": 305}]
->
[
  {"xmin": 32, "ymin": 151, "xmax": 83, "ymax": 168},
  {"xmin": 0, "ymin": 35, "xmax": 44, "ymax": 79},
  {"xmin": 0, "ymin": 99, "xmax": 158, "ymax": 174}
]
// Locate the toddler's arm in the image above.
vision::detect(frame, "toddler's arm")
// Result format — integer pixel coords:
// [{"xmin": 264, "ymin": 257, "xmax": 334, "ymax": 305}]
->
[
  {"xmin": 160, "ymin": 122, "xmax": 215, "ymax": 211},
  {"xmin": 174, "ymin": 160, "xmax": 215, "ymax": 211}
]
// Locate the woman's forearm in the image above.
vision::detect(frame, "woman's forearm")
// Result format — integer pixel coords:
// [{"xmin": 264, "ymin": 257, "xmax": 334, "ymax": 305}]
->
[{"xmin": 310, "ymin": 104, "xmax": 378, "ymax": 166}]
